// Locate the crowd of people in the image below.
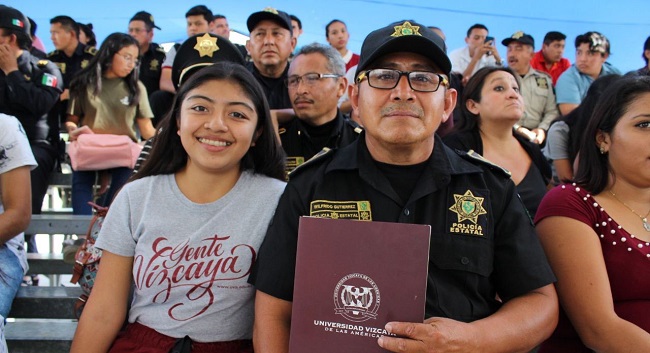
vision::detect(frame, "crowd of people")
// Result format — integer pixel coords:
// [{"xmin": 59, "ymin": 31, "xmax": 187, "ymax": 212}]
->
[{"xmin": 0, "ymin": 3, "xmax": 648, "ymax": 352}]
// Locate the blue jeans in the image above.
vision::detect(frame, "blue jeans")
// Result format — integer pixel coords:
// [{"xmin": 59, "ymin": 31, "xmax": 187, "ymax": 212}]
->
[
  {"xmin": 72, "ymin": 167, "xmax": 132, "ymax": 215},
  {"xmin": 0, "ymin": 246, "xmax": 23, "ymax": 318}
]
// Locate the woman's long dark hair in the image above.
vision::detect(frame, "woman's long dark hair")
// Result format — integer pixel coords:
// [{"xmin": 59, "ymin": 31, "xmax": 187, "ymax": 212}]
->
[
  {"xmin": 455, "ymin": 66, "xmax": 520, "ymax": 133},
  {"xmin": 549, "ymin": 74, "xmax": 621, "ymax": 163},
  {"xmin": 574, "ymin": 75, "xmax": 650, "ymax": 193},
  {"xmin": 70, "ymin": 32, "xmax": 140, "ymax": 107},
  {"xmin": 133, "ymin": 62, "xmax": 286, "ymax": 182}
]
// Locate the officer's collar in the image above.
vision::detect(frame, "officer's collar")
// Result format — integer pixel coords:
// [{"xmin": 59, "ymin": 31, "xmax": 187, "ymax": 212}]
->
[
  {"xmin": 73, "ymin": 42, "xmax": 85, "ymax": 56},
  {"xmin": 295, "ymin": 109, "xmax": 345, "ymax": 139}
]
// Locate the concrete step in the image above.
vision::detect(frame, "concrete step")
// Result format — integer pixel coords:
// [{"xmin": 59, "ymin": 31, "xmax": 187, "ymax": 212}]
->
[
  {"xmin": 9, "ymin": 286, "xmax": 82, "ymax": 319},
  {"xmin": 5, "ymin": 320, "xmax": 76, "ymax": 353}
]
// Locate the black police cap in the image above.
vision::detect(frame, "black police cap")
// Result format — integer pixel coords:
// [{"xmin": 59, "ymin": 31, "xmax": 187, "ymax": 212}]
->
[
  {"xmin": 502, "ymin": 31, "xmax": 535, "ymax": 47},
  {"xmin": 0, "ymin": 5, "xmax": 29, "ymax": 34},
  {"xmin": 355, "ymin": 20, "xmax": 450, "ymax": 78},
  {"xmin": 247, "ymin": 7, "xmax": 292, "ymax": 35},
  {"xmin": 130, "ymin": 11, "xmax": 161, "ymax": 30},
  {"xmin": 172, "ymin": 33, "xmax": 245, "ymax": 89}
]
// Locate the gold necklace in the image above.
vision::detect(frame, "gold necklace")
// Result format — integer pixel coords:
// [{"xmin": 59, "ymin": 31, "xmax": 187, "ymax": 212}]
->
[{"xmin": 609, "ymin": 190, "xmax": 650, "ymax": 232}]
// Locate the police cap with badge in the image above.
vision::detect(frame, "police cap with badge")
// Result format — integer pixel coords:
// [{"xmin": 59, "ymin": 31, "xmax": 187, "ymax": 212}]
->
[
  {"xmin": 130, "ymin": 11, "xmax": 161, "ymax": 30},
  {"xmin": 354, "ymin": 20, "xmax": 451, "ymax": 79},
  {"xmin": 246, "ymin": 7, "xmax": 293, "ymax": 35},
  {"xmin": 0, "ymin": 5, "xmax": 31, "ymax": 42},
  {"xmin": 501, "ymin": 31, "xmax": 535, "ymax": 47},
  {"xmin": 171, "ymin": 33, "xmax": 245, "ymax": 89}
]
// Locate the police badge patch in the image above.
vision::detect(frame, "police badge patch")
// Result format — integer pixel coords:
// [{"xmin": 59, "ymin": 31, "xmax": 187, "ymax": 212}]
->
[{"xmin": 447, "ymin": 189, "xmax": 489, "ymax": 236}]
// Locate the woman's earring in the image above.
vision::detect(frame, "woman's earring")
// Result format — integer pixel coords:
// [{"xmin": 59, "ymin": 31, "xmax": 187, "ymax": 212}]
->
[{"xmin": 599, "ymin": 146, "xmax": 607, "ymax": 154}]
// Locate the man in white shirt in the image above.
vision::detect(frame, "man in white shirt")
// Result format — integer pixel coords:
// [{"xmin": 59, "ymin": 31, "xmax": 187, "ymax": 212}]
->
[{"xmin": 449, "ymin": 23, "xmax": 502, "ymax": 84}]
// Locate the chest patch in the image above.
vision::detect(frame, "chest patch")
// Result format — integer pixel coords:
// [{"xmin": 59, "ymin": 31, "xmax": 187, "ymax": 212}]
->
[
  {"xmin": 447, "ymin": 189, "xmax": 488, "ymax": 236},
  {"xmin": 310, "ymin": 200, "xmax": 372, "ymax": 221}
]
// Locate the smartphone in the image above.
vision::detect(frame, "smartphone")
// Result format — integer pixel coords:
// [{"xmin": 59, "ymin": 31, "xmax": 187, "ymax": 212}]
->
[{"xmin": 484, "ymin": 36, "xmax": 495, "ymax": 44}]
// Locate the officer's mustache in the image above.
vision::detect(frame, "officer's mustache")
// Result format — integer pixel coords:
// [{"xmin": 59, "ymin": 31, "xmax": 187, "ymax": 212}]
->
[{"xmin": 380, "ymin": 103, "xmax": 424, "ymax": 118}]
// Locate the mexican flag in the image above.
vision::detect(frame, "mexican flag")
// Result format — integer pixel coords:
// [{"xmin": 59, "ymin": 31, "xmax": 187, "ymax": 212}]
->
[{"xmin": 41, "ymin": 73, "xmax": 58, "ymax": 88}]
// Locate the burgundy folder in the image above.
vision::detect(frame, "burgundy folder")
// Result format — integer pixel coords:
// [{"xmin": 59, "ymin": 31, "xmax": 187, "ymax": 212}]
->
[{"xmin": 289, "ymin": 217, "xmax": 431, "ymax": 353}]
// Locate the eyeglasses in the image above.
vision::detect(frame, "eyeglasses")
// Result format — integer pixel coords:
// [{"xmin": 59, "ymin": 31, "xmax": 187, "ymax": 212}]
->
[
  {"xmin": 286, "ymin": 73, "xmax": 341, "ymax": 88},
  {"xmin": 356, "ymin": 69, "xmax": 448, "ymax": 92},
  {"xmin": 116, "ymin": 53, "xmax": 140, "ymax": 65}
]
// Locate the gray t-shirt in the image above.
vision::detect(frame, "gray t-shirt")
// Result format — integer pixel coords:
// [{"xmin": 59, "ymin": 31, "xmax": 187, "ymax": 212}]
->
[
  {"xmin": 543, "ymin": 121, "xmax": 570, "ymax": 181},
  {"xmin": 0, "ymin": 114, "xmax": 37, "ymax": 273},
  {"xmin": 95, "ymin": 171, "xmax": 286, "ymax": 342}
]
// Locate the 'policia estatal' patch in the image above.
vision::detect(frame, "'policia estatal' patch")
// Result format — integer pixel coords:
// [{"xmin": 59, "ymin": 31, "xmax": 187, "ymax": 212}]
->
[
  {"xmin": 310, "ymin": 200, "xmax": 372, "ymax": 221},
  {"xmin": 447, "ymin": 189, "xmax": 488, "ymax": 237}
]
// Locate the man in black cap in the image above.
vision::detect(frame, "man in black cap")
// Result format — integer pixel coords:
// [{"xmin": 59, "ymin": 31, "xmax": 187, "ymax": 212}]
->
[
  {"xmin": 128, "ymin": 11, "xmax": 166, "ymax": 99},
  {"xmin": 0, "ymin": 5, "xmax": 63, "ymax": 254},
  {"xmin": 502, "ymin": 31, "xmax": 558, "ymax": 144},
  {"xmin": 250, "ymin": 20, "xmax": 558, "ymax": 352},
  {"xmin": 245, "ymin": 7, "xmax": 296, "ymax": 127}
]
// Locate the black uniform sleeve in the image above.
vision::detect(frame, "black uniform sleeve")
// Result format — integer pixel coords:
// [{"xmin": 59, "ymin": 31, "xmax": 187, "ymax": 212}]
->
[
  {"xmin": 248, "ymin": 181, "xmax": 309, "ymax": 301},
  {"xmin": 4, "ymin": 62, "xmax": 62, "ymax": 119},
  {"xmin": 491, "ymin": 178, "xmax": 556, "ymax": 301}
]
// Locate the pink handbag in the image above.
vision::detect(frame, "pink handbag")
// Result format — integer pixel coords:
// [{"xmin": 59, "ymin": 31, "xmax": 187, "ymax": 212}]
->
[{"xmin": 69, "ymin": 134, "xmax": 142, "ymax": 171}]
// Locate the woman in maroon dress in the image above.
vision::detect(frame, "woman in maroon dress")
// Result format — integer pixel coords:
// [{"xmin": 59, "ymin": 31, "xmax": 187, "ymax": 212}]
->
[{"xmin": 535, "ymin": 75, "xmax": 650, "ymax": 352}]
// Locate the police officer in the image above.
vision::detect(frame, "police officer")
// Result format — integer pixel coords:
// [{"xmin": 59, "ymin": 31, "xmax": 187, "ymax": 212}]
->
[
  {"xmin": 0, "ymin": 5, "xmax": 63, "ymax": 253},
  {"xmin": 47, "ymin": 15, "xmax": 95, "ymax": 128},
  {"xmin": 502, "ymin": 31, "xmax": 559, "ymax": 144},
  {"xmin": 128, "ymin": 11, "xmax": 166, "ymax": 99},
  {"xmin": 245, "ymin": 7, "xmax": 296, "ymax": 128},
  {"xmin": 250, "ymin": 21, "xmax": 558, "ymax": 352},
  {"xmin": 282, "ymin": 42, "xmax": 361, "ymax": 174}
]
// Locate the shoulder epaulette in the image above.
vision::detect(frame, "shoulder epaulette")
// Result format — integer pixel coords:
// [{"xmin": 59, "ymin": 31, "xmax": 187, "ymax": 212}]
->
[
  {"xmin": 278, "ymin": 127, "xmax": 286, "ymax": 135},
  {"xmin": 155, "ymin": 46, "xmax": 166, "ymax": 53},
  {"xmin": 461, "ymin": 149, "xmax": 511, "ymax": 177},
  {"xmin": 343, "ymin": 118, "xmax": 363, "ymax": 134},
  {"xmin": 37, "ymin": 59, "xmax": 50, "ymax": 67},
  {"xmin": 47, "ymin": 50, "xmax": 59, "ymax": 57},
  {"xmin": 84, "ymin": 46, "xmax": 97, "ymax": 55},
  {"xmin": 288, "ymin": 147, "xmax": 334, "ymax": 178}
]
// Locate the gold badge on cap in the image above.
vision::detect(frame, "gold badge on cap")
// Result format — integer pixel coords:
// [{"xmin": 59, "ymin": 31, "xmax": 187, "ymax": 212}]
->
[
  {"xmin": 512, "ymin": 31, "xmax": 524, "ymax": 39},
  {"xmin": 193, "ymin": 33, "xmax": 219, "ymax": 57},
  {"xmin": 149, "ymin": 15, "xmax": 155, "ymax": 23},
  {"xmin": 262, "ymin": 7, "xmax": 279, "ymax": 14},
  {"xmin": 391, "ymin": 21, "xmax": 421, "ymax": 37}
]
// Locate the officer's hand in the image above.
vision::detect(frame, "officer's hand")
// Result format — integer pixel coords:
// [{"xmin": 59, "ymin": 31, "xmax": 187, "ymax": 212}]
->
[
  {"xmin": 0, "ymin": 44, "xmax": 18, "ymax": 75},
  {"xmin": 377, "ymin": 317, "xmax": 480, "ymax": 353},
  {"xmin": 532, "ymin": 128, "xmax": 546, "ymax": 144}
]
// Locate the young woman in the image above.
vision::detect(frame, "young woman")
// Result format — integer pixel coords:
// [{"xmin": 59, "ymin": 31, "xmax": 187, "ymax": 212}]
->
[
  {"xmin": 535, "ymin": 75, "xmax": 650, "ymax": 352},
  {"xmin": 444, "ymin": 66, "xmax": 551, "ymax": 217},
  {"xmin": 0, "ymin": 114, "xmax": 36, "ymax": 352},
  {"xmin": 66, "ymin": 33, "xmax": 156, "ymax": 215},
  {"xmin": 325, "ymin": 19, "xmax": 359, "ymax": 72},
  {"xmin": 70, "ymin": 62, "xmax": 287, "ymax": 353}
]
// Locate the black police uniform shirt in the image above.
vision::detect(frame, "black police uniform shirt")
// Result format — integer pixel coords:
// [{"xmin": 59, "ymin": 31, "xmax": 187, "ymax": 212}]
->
[
  {"xmin": 249, "ymin": 134, "xmax": 556, "ymax": 322},
  {"xmin": 47, "ymin": 43, "xmax": 96, "ymax": 129},
  {"xmin": 0, "ymin": 49, "xmax": 63, "ymax": 145},
  {"xmin": 47, "ymin": 42, "xmax": 96, "ymax": 89},
  {"xmin": 279, "ymin": 109, "xmax": 361, "ymax": 173},
  {"xmin": 138, "ymin": 42, "xmax": 166, "ymax": 96},
  {"xmin": 246, "ymin": 61, "xmax": 291, "ymax": 109}
]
